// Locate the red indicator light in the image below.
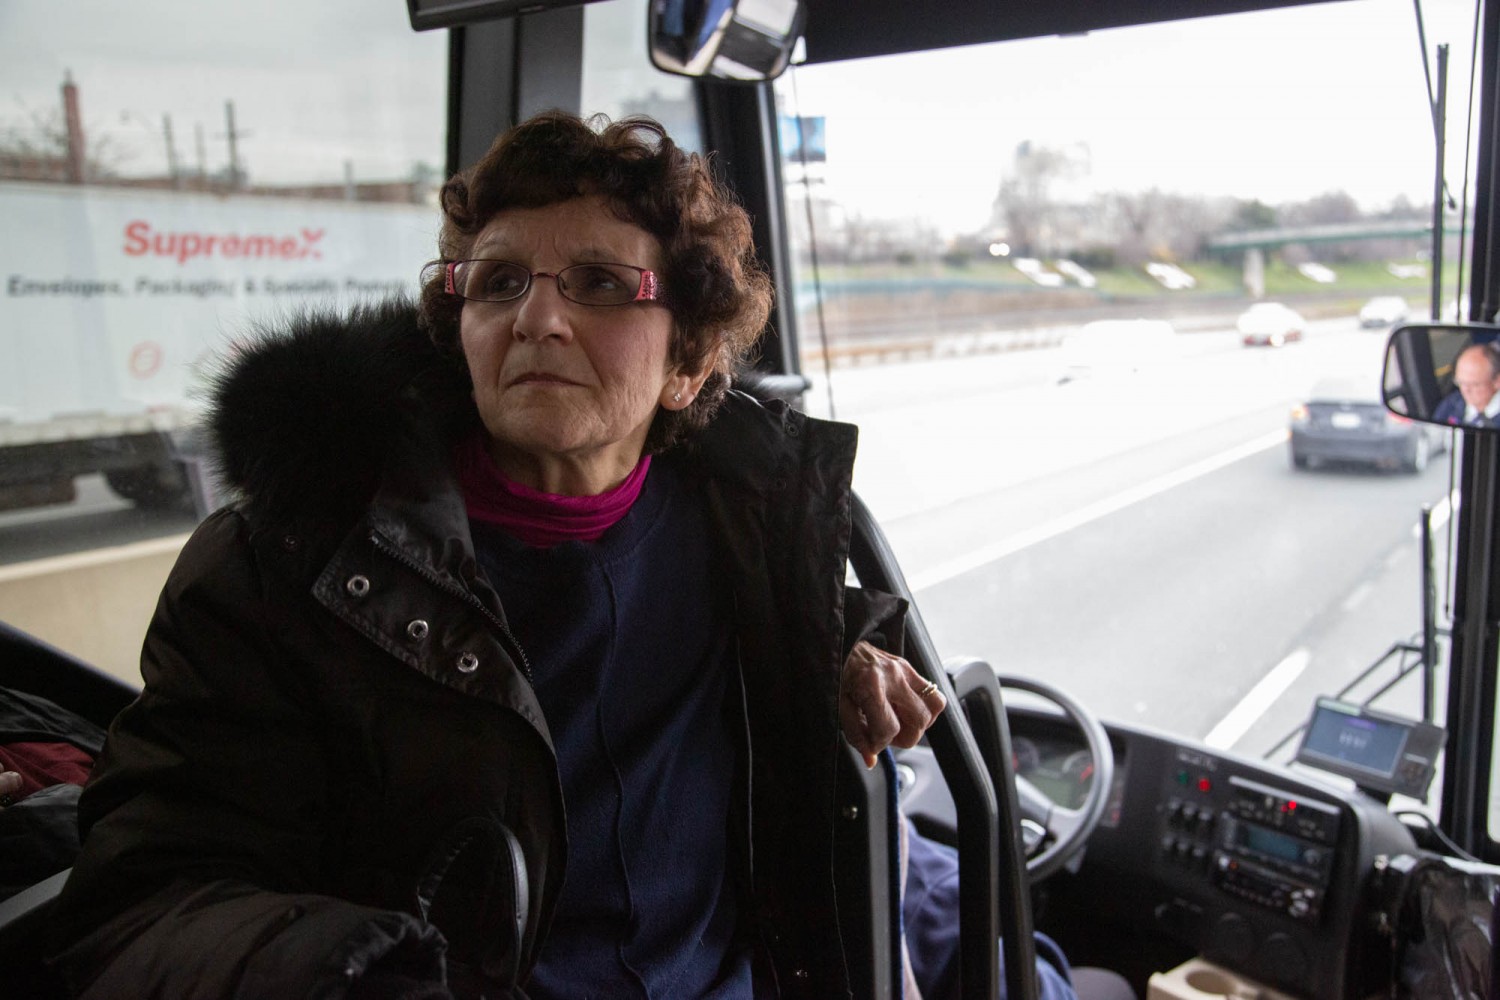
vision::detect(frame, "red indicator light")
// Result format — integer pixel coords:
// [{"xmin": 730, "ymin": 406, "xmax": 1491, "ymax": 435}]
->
[
  {"xmin": 1286, "ymin": 801, "xmax": 1297, "ymax": 812},
  {"xmin": 1197, "ymin": 777, "xmax": 1212, "ymax": 793}
]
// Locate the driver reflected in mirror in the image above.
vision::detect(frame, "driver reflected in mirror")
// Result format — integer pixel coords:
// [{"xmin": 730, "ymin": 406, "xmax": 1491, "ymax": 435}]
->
[
  {"xmin": 1432, "ymin": 343, "xmax": 1500, "ymax": 428},
  {"xmin": 1382, "ymin": 321, "xmax": 1500, "ymax": 428}
]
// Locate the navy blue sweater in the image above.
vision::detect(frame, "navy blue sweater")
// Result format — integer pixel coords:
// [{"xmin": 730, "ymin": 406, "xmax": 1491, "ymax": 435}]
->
[{"xmin": 472, "ymin": 457, "xmax": 752, "ymax": 999}]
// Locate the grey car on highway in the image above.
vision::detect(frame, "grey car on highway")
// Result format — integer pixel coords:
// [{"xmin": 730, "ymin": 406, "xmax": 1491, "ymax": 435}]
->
[{"xmin": 1289, "ymin": 375, "xmax": 1448, "ymax": 473}]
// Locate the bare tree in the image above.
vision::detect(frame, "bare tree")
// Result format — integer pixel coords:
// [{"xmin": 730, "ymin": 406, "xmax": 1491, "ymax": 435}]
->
[
  {"xmin": 990, "ymin": 141, "xmax": 1088, "ymax": 257},
  {"xmin": 1101, "ymin": 189, "xmax": 1231, "ymax": 266},
  {"xmin": 0, "ymin": 103, "xmax": 122, "ymax": 182},
  {"xmin": 1281, "ymin": 190, "xmax": 1361, "ymax": 227}
]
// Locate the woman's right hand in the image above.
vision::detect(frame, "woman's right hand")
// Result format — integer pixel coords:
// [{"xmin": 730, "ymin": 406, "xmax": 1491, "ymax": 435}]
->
[{"xmin": 840, "ymin": 640, "xmax": 946, "ymax": 769}]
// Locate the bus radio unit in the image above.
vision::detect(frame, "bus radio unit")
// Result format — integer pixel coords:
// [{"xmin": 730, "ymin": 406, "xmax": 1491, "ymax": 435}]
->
[
  {"xmin": 1159, "ymin": 754, "xmax": 1344, "ymax": 927},
  {"xmin": 1212, "ymin": 777, "xmax": 1340, "ymax": 924}
]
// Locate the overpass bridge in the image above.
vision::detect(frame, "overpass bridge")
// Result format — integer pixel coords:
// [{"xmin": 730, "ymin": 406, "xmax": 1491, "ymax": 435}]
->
[
  {"xmin": 1205, "ymin": 216, "xmax": 1471, "ymax": 251},
  {"xmin": 1205, "ymin": 215, "xmax": 1470, "ymax": 297}
]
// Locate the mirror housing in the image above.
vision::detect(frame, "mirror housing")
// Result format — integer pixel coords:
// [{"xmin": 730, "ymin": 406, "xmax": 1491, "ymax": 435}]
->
[
  {"xmin": 406, "ymin": 0, "xmax": 610, "ymax": 31},
  {"xmin": 648, "ymin": 0, "xmax": 805, "ymax": 82},
  {"xmin": 1383, "ymin": 322, "xmax": 1500, "ymax": 430}
]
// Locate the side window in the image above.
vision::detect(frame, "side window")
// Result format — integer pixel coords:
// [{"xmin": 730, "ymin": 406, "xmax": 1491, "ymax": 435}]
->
[
  {"xmin": 582, "ymin": 0, "xmax": 702, "ymax": 150},
  {"xmin": 0, "ymin": 2, "xmax": 447, "ymax": 683}
]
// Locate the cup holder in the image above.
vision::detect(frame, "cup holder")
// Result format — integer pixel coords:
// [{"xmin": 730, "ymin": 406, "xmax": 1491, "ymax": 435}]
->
[{"xmin": 1184, "ymin": 968, "xmax": 1251, "ymax": 997}]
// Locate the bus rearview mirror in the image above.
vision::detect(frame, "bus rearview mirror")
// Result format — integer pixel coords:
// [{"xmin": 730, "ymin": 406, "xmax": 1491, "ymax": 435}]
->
[
  {"xmin": 648, "ymin": 0, "xmax": 805, "ymax": 82},
  {"xmin": 1383, "ymin": 322, "xmax": 1500, "ymax": 430}
]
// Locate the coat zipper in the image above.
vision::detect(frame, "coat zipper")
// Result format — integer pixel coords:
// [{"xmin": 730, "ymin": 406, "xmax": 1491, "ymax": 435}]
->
[{"xmin": 368, "ymin": 530, "xmax": 534, "ymax": 682}]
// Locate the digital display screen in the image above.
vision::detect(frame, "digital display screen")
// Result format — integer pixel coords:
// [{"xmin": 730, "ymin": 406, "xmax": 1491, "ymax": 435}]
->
[
  {"xmin": 1240, "ymin": 822, "xmax": 1304, "ymax": 863},
  {"xmin": 1027, "ymin": 773, "xmax": 1077, "ymax": 807},
  {"xmin": 1299, "ymin": 704, "xmax": 1408, "ymax": 776}
]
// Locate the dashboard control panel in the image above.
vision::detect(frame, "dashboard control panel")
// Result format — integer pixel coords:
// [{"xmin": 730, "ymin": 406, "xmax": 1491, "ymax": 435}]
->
[
  {"xmin": 1002, "ymin": 711, "xmax": 1420, "ymax": 1000},
  {"xmin": 1157, "ymin": 751, "xmax": 1341, "ymax": 926}
]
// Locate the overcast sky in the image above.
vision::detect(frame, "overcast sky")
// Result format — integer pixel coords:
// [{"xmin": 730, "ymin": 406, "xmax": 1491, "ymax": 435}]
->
[
  {"xmin": 0, "ymin": 0, "xmax": 1485, "ymax": 235},
  {"xmin": 775, "ymin": 0, "xmax": 1484, "ymax": 233},
  {"xmin": 0, "ymin": 0, "xmax": 448, "ymax": 184}
]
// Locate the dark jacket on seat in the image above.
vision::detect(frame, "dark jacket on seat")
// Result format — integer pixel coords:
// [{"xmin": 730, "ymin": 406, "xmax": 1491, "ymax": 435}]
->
[
  {"xmin": 0, "ymin": 687, "xmax": 107, "ymax": 901},
  {"xmin": 51, "ymin": 300, "xmax": 901, "ymax": 999}
]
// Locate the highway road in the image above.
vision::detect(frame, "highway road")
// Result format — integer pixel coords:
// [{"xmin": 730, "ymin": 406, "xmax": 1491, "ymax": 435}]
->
[
  {"xmin": 805, "ymin": 316, "xmax": 1454, "ymax": 764},
  {"xmin": 0, "ymin": 476, "xmax": 198, "ymax": 565}
]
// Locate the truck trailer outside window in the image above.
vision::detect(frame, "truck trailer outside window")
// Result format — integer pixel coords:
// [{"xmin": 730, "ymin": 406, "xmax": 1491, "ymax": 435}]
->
[{"xmin": 0, "ymin": 0, "xmax": 446, "ymax": 683}]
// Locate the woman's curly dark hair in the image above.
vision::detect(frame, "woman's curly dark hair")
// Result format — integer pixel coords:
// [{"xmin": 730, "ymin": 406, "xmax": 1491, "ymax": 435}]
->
[{"xmin": 418, "ymin": 111, "xmax": 773, "ymax": 453}]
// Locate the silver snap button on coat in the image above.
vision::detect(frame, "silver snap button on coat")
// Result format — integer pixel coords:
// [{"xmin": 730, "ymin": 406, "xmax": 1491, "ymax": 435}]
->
[
  {"xmin": 406, "ymin": 620, "xmax": 430, "ymax": 640},
  {"xmin": 345, "ymin": 575, "xmax": 371, "ymax": 598},
  {"xmin": 456, "ymin": 652, "xmax": 480, "ymax": 673}
]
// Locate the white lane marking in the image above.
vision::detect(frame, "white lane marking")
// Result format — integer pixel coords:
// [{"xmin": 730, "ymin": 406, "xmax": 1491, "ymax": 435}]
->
[
  {"xmin": 1199, "ymin": 487, "xmax": 1453, "ymax": 750},
  {"xmin": 907, "ymin": 429, "xmax": 1288, "ymax": 593},
  {"xmin": 1203, "ymin": 648, "xmax": 1310, "ymax": 750}
]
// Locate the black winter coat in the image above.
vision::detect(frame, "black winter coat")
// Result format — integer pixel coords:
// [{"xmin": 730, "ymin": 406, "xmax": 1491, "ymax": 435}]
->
[{"xmin": 51, "ymin": 301, "xmax": 903, "ymax": 999}]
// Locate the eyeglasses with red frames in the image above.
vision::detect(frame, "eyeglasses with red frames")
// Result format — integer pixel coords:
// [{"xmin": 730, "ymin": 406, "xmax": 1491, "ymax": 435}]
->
[{"xmin": 444, "ymin": 259, "xmax": 661, "ymax": 307}]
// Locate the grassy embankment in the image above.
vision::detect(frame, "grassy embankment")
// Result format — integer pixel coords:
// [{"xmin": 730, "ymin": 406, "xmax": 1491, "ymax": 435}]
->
[{"xmin": 798, "ymin": 258, "xmax": 1457, "ymax": 365}]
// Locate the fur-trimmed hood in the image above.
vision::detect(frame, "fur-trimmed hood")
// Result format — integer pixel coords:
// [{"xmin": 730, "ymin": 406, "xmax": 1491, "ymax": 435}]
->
[
  {"xmin": 207, "ymin": 298, "xmax": 475, "ymax": 526},
  {"xmin": 205, "ymin": 297, "xmax": 838, "ymax": 532}
]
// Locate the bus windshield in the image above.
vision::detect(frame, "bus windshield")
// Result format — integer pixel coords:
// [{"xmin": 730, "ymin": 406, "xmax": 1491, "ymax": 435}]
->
[{"xmin": 772, "ymin": 0, "xmax": 1479, "ymax": 803}]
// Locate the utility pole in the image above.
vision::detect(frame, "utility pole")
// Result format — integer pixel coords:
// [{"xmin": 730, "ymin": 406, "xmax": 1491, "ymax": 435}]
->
[
  {"xmin": 195, "ymin": 123, "xmax": 208, "ymax": 187},
  {"xmin": 1430, "ymin": 44, "xmax": 1449, "ymax": 321},
  {"xmin": 223, "ymin": 100, "xmax": 248, "ymax": 189},
  {"xmin": 163, "ymin": 113, "xmax": 181, "ymax": 188},
  {"xmin": 61, "ymin": 71, "xmax": 86, "ymax": 184}
]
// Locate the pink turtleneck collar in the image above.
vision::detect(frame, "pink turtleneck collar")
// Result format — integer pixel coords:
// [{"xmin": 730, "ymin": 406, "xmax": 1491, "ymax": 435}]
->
[{"xmin": 455, "ymin": 432, "xmax": 651, "ymax": 547}]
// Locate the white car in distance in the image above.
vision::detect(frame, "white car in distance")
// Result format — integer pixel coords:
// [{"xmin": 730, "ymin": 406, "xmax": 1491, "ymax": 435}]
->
[{"xmin": 1058, "ymin": 319, "xmax": 1178, "ymax": 383}]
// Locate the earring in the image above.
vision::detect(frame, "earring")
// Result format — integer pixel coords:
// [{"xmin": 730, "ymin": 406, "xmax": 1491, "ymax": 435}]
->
[{"xmin": 674, "ymin": 392, "xmax": 682, "ymax": 403}]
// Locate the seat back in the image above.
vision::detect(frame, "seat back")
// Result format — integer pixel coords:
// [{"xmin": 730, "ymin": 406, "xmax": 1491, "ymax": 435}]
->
[
  {"xmin": 0, "ymin": 620, "xmax": 137, "ymax": 998},
  {"xmin": 0, "ymin": 620, "xmax": 139, "ymax": 728},
  {"xmin": 0, "ymin": 869, "xmax": 70, "ymax": 999}
]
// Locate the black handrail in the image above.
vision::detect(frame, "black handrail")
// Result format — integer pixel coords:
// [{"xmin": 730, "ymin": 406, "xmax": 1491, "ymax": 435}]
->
[{"xmin": 848, "ymin": 494, "xmax": 1038, "ymax": 1000}]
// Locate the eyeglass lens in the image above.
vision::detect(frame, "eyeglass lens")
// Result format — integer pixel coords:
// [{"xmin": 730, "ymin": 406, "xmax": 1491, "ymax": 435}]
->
[{"xmin": 454, "ymin": 260, "xmax": 646, "ymax": 306}]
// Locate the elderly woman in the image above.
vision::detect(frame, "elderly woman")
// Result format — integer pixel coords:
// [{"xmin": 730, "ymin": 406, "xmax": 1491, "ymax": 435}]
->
[{"xmin": 51, "ymin": 111, "xmax": 945, "ymax": 999}]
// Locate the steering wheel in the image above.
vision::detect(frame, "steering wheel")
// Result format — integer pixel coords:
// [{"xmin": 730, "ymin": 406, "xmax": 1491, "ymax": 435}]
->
[
  {"xmin": 919, "ymin": 660, "xmax": 1112, "ymax": 882},
  {"xmin": 990, "ymin": 672, "xmax": 1115, "ymax": 882}
]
